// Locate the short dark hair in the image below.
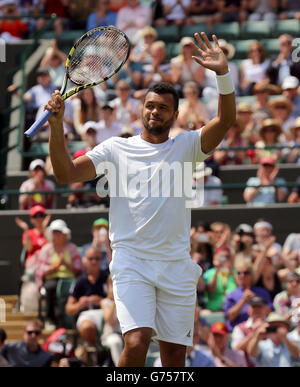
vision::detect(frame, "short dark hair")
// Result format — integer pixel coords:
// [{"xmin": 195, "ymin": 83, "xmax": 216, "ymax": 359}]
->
[
  {"xmin": 145, "ymin": 82, "xmax": 179, "ymax": 111},
  {"xmin": 0, "ymin": 327, "xmax": 7, "ymax": 344}
]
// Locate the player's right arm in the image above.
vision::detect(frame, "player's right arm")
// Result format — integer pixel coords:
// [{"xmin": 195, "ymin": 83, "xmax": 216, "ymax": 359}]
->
[{"xmin": 47, "ymin": 91, "xmax": 97, "ymax": 184}]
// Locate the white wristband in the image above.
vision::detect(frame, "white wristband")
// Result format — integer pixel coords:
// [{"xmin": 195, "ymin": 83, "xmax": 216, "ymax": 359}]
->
[{"xmin": 216, "ymin": 71, "xmax": 234, "ymax": 95}]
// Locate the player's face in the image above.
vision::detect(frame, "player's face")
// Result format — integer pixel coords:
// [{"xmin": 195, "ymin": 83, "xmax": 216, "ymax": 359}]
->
[{"xmin": 142, "ymin": 92, "xmax": 178, "ymax": 135}]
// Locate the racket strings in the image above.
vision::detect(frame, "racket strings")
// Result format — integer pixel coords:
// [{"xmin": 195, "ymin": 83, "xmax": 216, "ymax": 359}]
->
[{"xmin": 68, "ymin": 29, "xmax": 129, "ymax": 85}]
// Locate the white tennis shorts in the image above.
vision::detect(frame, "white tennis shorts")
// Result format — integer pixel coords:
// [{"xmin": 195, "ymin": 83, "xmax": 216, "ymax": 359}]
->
[{"xmin": 109, "ymin": 249, "xmax": 202, "ymax": 346}]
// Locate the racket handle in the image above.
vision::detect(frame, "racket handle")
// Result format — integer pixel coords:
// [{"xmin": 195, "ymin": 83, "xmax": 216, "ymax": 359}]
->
[{"xmin": 24, "ymin": 109, "xmax": 53, "ymax": 138}]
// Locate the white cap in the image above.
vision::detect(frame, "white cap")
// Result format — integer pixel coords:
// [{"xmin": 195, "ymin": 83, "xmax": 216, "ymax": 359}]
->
[
  {"xmin": 29, "ymin": 159, "xmax": 45, "ymax": 171},
  {"xmin": 282, "ymin": 76, "xmax": 299, "ymax": 90},
  {"xmin": 49, "ymin": 219, "xmax": 71, "ymax": 235},
  {"xmin": 254, "ymin": 221, "xmax": 273, "ymax": 231},
  {"xmin": 83, "ymin": 121, "xmax": 98, "ymax": 133}
]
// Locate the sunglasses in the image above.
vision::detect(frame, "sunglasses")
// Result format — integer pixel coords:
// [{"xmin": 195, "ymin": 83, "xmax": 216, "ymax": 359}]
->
[
  {"xmin": 262, "ymin": 163, "xmax": 274, "ymax": 168},
  {"xmin": 88, "ymin": 257, "xmax": 101, "ymax": 261},
  {"xmin": 26, "ymin": 330, "xmax": 41, "ymax": 335},
  {"xmin": 118, "ymin": 87, "xmax": 130, "ymax": 91},
  {"xmin": 237, "ymin": 270, "xmax": 251, "ymax": 275},
  {"xmin": 32, "ymin": 213, "xmax": 45, "ymax": 219},
  {"xmin": 274, "ymin": 105, "xmax": 288, "ymax": 109}
]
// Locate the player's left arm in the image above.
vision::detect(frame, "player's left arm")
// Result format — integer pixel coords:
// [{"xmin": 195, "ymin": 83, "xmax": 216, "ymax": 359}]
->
[{"xmin": 191, "ymin": 32, "xmax": 236, "ymax": 154}]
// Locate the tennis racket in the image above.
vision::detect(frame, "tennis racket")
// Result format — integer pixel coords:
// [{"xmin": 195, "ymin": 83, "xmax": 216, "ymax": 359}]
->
[{"xmin": 25, "ymin": 26, "xmax": 130, "ymax": 138}]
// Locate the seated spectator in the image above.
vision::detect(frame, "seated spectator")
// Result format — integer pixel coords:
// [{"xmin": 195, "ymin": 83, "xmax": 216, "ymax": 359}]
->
[
  {"xmin": 0, "ymin": 319, "xmax": 52, "ymax": 367},
  {"xmin": 266, "ymin": 34, "xmax": 300, "ymax": 86},
  {"xmin": 116, "ymin": 0, "xmax": 152, "ymax": 45},
  {"xmin": 231, "ymin": 296, "xmax": 270, "ymax": 367},
  {"xmin": 81, "ymin": 218, "xmax": 112, "ymax": 272},
  {"xmin": 247, "ymin": 0, "xmax": 278, "ymax": 22},
  {"xmin": 190, "ymin": 221, "xmax": 214, "ymax": 272},
  {"xmin": 207, "ymin": 322, "xmax": 247, "ymax": 367},
  {"xmin": 40, "ymin": 40, "xmax": 67, "ymax": 89},
  {"xmin": 156, "ymin": 0, "xmax": 191, "ymax": 27},
  {"xmin": 247, "ymin": 312, "xmax": 300, "ymax": 367},
  {"xmin": 0, "ymin": 1, "xmax": 28, "ymax": 42},
  {"xmin": 232, "ymin": 224, "xmax": 255, "ymax": 262},
  {"xmin": 209, "ymin": 0, "xmax": 248, "ymax": 26},
  {"xmin": 282, "ymin": 76, "xmax": 300, "ymax": 119},
  {"xmin": 210, "ymin": 221, "xmax": 232, "ymax": 250},
  {"xmin": 86, "ymin": 0, "xmax": 117, "ymax": 31},
  {"xmin": 110, "ymin": 80, "xmax": 141, "ymax": 131},
  {"xmin": 268, "ymin": 96, "xmax": 295, "ymax": 139},
  {"xmin": 38, "ymin": 0, "xmax": 69, "ymax": 37},
  {"xmin": 235, "ymin": 102, "xmax": 259, "ymax": 146},
  {"xmin": 100, "ymin": 276, "xmax": 123, "ymax": 366},
  {"xmin": 284, "ymin": 118, "xmax": 300, "ymax": 164},
  {"xmin": 252, "ymin": 81, "xmax": 273, "ymax": 116},
  {"xmin": 185, "ymin": 0, "xmax": 217, "ymax": 25},
  {"xmin": 252, "ymin": 236, "xmax": 283, "ymax": 301},
  {"xmin": 279, "ymin": 0, "xmax": 300, "ymax": 20},
  {"xmin": 243, "ymin": 156, "xmax": 288, "ymax": 205},
  {"xmin": 19, "ymin": 159, "xmax": 56, "ymax": 210},
  {"xmin": 0, "ymin": 327, "xmax": 8, "ymax": 367},
  {"xmin": 240, "ymin": 42, "xmax": 269, "ymax": 96},
  {"xmin": 214, "ymin": 118, "xmax": 249, "ymax": 166},
  {"xmin": 142, "ymin": 41, "xmax": 172, "ymax": 89},
  {"xmin": 66, "ymin": 0, "xmax": 100, "ymax": 30},
  {"xmin": 287, "ymin": 307, "xmax": 300, "ymax": 366},
  {"xmin": 282, "ymin": 232, "xmax": 300, "ymax": 276},
  {"xmin": 131, "ymin": 26, "xmax": 157, "ymax": 64},
  {"xmin": 171, "ymin": 37, "xmax": 205, "ymax": 97},
  {"xmin": 177, "ymin": 81, "xmax": 209, "ymax": 130},
  {"xmin": 191, "ymin": 165, "xmax": 223, "ymax": 207},
  {"xmin": 65, "ymin": 247, "xmax": 108, "ymax": 349},
  {"xmin": 81, "ymin": 122, "xmax": 99, "ymax": 151},
  {"xmin": 255, "ymin": 118, "xmax": 284, "ymax": 162},
  {"xmin": 224, "ymin": 259, "xmax": 273, "ymax": 331},
  {"xmin": 273, "ymin": 272, "xmax": 300, "ymax": 321},
  {"xmin": 202, "ymin": 246, "xmax": 237, "ymax": 313},
  {"xmin": 35, "ymin": 219, "xmax": 82, "ymax": 327},
  {"xmin": 95, "ymin": 102, "xmax": 122, "ymax": 143},
  {"xmin": 73, "ymin": 88, "xmax": 101, "ymax": 139}
]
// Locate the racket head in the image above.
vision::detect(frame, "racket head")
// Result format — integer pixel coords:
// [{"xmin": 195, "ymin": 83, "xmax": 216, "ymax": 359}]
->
[{"xmin": 65, "ymin": 26, "xmax": 130, "ymax": 88}]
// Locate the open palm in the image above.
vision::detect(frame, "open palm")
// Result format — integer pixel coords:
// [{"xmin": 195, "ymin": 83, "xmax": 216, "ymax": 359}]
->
[{"xmin": 191, "ymin": 32, "xmax": 228, "ymax": 75}]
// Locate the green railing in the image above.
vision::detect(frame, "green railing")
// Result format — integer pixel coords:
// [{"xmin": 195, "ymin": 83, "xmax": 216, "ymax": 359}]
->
[{"xmin": 0, "ymin": 13, "xmax": 57, "ymax": 189}]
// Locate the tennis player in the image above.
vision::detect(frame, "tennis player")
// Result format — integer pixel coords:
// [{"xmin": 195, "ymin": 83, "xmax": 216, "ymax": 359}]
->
[{"xmin": 45, "ymin": 32, "xmax": 236, "ymax": 367}]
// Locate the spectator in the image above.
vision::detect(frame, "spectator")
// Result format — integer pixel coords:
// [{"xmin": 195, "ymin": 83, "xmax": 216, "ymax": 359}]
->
[
  {"xmin": 190, "ymin": 222, "xmax": 214, "ymax": 272},
  {"xmin": 0, "ymin": 319, "xmax": 52, "ymax": 367},
  {"xmin": 282, "ymin": 76, "xmax": 300, "ymax": 119},
  {"xmin": 247, "ymin": 0, "xmax": 278, "ymax": 22},
  {"xmin": 0, "ymin": 0, "xmax": 28, "ymax": 42},
  {"xmin": 282, "ymin": 231, "xmax": 300, "ymax": 267},
  {"xmin": 240, "ymin": 41, "xmax": 269, "ymax": 96},
  {"xmin": 252, "ymin": 236, "xmax": 283, "ymax": 300},
  {"xmin": 177, "ymin": 81, "xmax": 209, "ymax": 130},
  {"xmin": 266, "ymin": 34, "xmax": 300, "ymax": 86},
  {"xmin": 236, "ymin": 102, "xmax": 259, "ymax": 146},
  {"xmin": 214, "ymin": 118, "xmax": 249, "ymax": 166},
  {"xmin": 207, "ymin": 322, "xmax": 247, "ymax": 367},
  {"xmin": 19, "ymin": 159, "xmax": 56, "ymax": 210},
  {"xmin": 268, "ymin": 96, "xmax": 295, "ymax": 138},
  {"xmin": 35, "ymin": 219, "xmax": 82, "ymax": 327},
  {"xmin": 116, "ymin": 0, "xmax": 152, "ymax": 45},
  {"xmin": 253, "ymin": 220, "xmax": 282, "ymax": 261},
  {"xmin": 170, "ymin": 37, "xmax": 205, "ymax": 97},
  {"xmin": 243, "ymin": 156, "xmax": 288, "ymax": 205},
  {"xmin": 284, "ymin": 118, "xmax": 300, "ymax": 164},
  {"xmin": 15, "ymin": 205, "xmax": 50, "ymax": 261},
  {"xmin": 252, "ymin": 81, "xmax": 272, "ymax": 117},
  {"xmin": 100, "ymin": 276, "xmax": 123, "ymax": 366},
  {"xmin": 131, "ymin": 26, "xmax": 157, "ymax": 64},
  {"xmin": 210, "ymin": 221, "xmax": 231, "ymax": 250},
  {"xmin": 255, "ymin": 118, "xmax": 284, "ymax": 161},
  {"xmin": 65, "ymin": 247, "xmax": 108, "ymax": 349},
  {"xmin": 73, "ymin": 88, "xmax": 101, "ymax": 139},
  {"xmin": 247, "ymin": 312, "xmax": 300, "ymax": 367},
  {"xmin": 86, "ymin": 0, "xmax": 117, "ymax": 31},
  {"xmin": 279, "ymin": 0, "xmax": 300, "ymax": 20},
  {"xmin": 40, "ymin": 40, "xmax": 67, "ymax": 89},
  {"xmin": 287, "ymin": 307, "xmax": 300, "ymax": 366},
  {"xmin": 232, "ymin": 223, "xmax": 255, "ymax": 262},
  {"xmin": 38, "ymin": 0, "xmax": 69, "ymax": 37},
  {"xmin": 157, "ymin": 0, "xmax": 191, "ymax": 27},
  {"xmin": 0, "ymin": 327, "xmax": 8, "ymax": 367},
  {"xmin": 202, "ymin": 246, "xmax": 237, "ymax": 313},
  {"xmin": 191, "ymin": 165, "xmax": 223, "ymax": 207},
  {"xmin": 185, "ymin": 0, "xmax": 217, "ymax": 25},
  {"xmin": 66, "ymin": 0, "xmax": 100, "ymax": 30},
  {"xmin": 142, "ymin": 41, "xmax": 172, "ymax": 89},
  {"xmin": 273, "ymin": 272, "xmax": 300, "ymax": 321},
  {"xmin": 231, "ymin": 296, "xmax": 270, "ymax": 367},
  {"xmin": 110, "ymin": 80, "xmax": 141, "ymax": 131},
  {"xmin": 81, "ymin": 218, "xmax": 112, "ymax": 272},
  {"xmin": 210, "ymin": 0, "xmax": 248, "ymax": 26},
  {"xmin": 95, "ymin": 102, "xmax": 122, "ymax": 143},
  {"xmin": 224, "ymin": 259, "xmax": 273, "ymax": 331},
  {"xmin": 82, "ymin": 122, "xmax": 99, "ymax": 151}
]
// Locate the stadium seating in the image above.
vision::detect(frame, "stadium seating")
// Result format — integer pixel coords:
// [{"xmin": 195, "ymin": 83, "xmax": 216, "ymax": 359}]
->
[
  {"xmin": 180, "ymin": 23, "xmax": 209, "ymax": 39},
  {"xmin": 240, "ymin": 21, "xmax": 271, "ymax": 40},
  {"xmin": 155, "ymin": 25, "xmax": 180, "ymax": 43},
  {"xmin": 272, "ymin": 19, "xmax": 300, "ymax": 37},
  {"xmin": 232, "ymin": 39, "xmax": 256, "ymax": 59},
  {"xmin": 213, "ymin": 22, "xmax": 240, "ymax": 40},
  {"xmin": 201, "ymin": 311, "xmax": 225, "ymax": 326},
  {"xmin": 30, "ymin": 141, "xmax": 86, "ymax": 157}
]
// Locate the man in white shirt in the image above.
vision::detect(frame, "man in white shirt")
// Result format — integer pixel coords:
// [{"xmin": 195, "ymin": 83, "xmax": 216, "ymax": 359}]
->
[{"xmin": 45, "ymin": 32, "xmax": 236, "ymax": 367}]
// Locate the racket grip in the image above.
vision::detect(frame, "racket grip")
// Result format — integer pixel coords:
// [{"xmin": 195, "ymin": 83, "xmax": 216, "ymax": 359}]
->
[{"xmin": 24, "ymin": 109, "xmax": 53, "ymax": 138}]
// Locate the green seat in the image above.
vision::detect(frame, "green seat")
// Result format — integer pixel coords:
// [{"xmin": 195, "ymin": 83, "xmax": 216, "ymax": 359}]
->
[
  {"xmin": 237, "ymin": 95, "xmax": 256, "ymax": 105},
  {"xmin": 56, "ymin": 278, "xmax": 76, "ymax": 329},
  {"xmin": 201, "ymin": 311, "xmax": 225, "ymax": 326},
  {"xmin": 180, "ymin": 23, "xmax": 209, "ymax": 39},
  {"xmin": 58, "ymin": 30, "xmax": 85, "ymax": 43},
  {"xmin": 262, "ymin": 39, "xmax": 279, "ymax": 56},
  {"xmin": 232, "ymin": 39, "xmax": 256, "ymax": 59},
  {"xmin": 30, "ymin": 142, "xmax": 49, "ymax": 156},
  {"xmin": 155, "ymin": 25, "xmax": 180, "ymax": 43},
  {"xmin": 240, "ymin": 21, "xmax": 271, "ymax": 39},
  {"xmin": 68, "ymin": 141, "xmax": 87, "ymax": 155},
  {"xmin": 166, "ymin": 42, "xmax": 180, "ymax": 59},
  {"xmin": 145, "ymin": 351, "xmax": 160, "ymax": 367},
  {"xmin": 272, "ymin": 19, "xmax": 300, "ymax": 37},
  {"xmin": 41, "ymin": 31, "xmax": 56, "ymax": 40},
  {"xmin": 213, "ymin": 22, "xmax": 239, "ymax": 40}
]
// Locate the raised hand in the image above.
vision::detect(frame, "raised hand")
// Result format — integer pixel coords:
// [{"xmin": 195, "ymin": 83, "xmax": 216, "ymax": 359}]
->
[
  {"xmin": 15, "ymin": 217, "xmax": 29, "ymax": 232},
  {"xmin": 191, "ymin": 32, "xmax": 228, "ymax": 75}
]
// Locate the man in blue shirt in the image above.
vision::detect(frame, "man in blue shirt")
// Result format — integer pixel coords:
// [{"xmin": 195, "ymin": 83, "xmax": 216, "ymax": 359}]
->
[{"xmin": 86, "ymin": 0, "xmax": 117, "ymax": 31}]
